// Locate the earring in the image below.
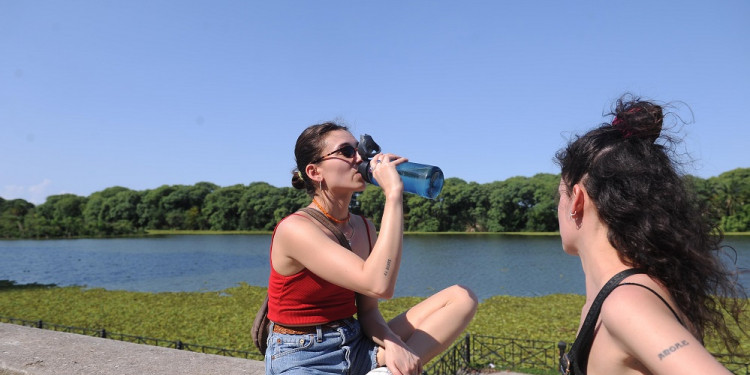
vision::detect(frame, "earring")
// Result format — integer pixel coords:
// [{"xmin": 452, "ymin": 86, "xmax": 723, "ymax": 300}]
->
[
  {"xmin": 569, "ymin": 210, "xmax": 577, "ymax": 219},
  {"xmin": 319, "ymin": 180, "xmax": 323, "ymax": 191}
]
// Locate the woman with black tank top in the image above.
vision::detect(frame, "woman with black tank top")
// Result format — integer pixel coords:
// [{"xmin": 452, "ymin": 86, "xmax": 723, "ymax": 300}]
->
[
  {"xmin": 555, "ymin": 95, "xmax": 746, "ymax": 374},
  {"xmin": 264, "ymin": 122, "xmax": 477, "ymax": 375}
]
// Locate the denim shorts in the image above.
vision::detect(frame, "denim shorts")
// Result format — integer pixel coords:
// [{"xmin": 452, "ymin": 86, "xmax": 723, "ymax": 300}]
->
[{"xmin": 265, "ymin": 318, "xmax": 378, "ymax": 375}]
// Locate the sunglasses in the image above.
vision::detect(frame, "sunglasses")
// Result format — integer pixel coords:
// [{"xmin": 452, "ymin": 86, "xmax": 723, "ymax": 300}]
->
[{"xmin": 311, "ymin": 144, "xmax": 358, "ymax": 164}]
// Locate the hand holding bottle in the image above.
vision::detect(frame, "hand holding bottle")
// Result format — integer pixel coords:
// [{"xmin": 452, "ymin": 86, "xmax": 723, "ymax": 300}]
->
[
  {"xmin": 368, "ymin": 153, "xmax": 407, "ymax": 198},
  {"xmin": 357, "ymin": 134, "xmax": 445, "ymax": 199}
]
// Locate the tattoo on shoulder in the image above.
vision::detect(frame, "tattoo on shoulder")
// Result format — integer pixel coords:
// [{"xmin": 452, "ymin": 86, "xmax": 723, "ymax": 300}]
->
[
  {"xmin": 383, "ymin": 258, "xmax": 392, "ymax": 276},
  {"xmin": 658, "ymin": 340, "xmax": 690, "ymax": 361}
]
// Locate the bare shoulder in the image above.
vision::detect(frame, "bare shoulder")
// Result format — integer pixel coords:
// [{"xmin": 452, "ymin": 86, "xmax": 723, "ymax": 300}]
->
[
  {"xmin": 274, "ymin": 212, "xmax": 316, "ymax": 235},
  {"xmin": 598, "ymin": 281, "xmax": 731, "ymax": 374},
  {"xmin": 600, "ymin": 279, "xmax": 676, "ymax": 329},
  {"xmin": 272, "ymin": 213, "xmax": 327, "ymax": 252},
  {"xmin": 599, "ymin": 280, "xmax": 692, "ymax": 359}
]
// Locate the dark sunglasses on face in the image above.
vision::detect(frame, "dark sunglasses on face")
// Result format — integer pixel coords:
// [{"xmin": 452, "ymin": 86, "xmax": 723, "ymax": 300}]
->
[{"xmin": 312, "ymin": 144, "xmax": 358, "ymax": 164}]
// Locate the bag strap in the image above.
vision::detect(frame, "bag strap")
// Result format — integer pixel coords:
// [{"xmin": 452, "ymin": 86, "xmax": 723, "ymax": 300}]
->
[
  {"xmin": 569, "ymin": 268, "xmax": 644, "ymax": 372},
  {"xmin": 298, "ymin": 207, "xmax": 352, "ymax": 250}
]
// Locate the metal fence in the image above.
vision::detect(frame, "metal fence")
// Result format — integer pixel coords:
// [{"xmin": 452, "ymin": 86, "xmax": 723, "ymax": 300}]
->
[
  {"xmin": 424, "ymin": 334, "xmax": 750, "ymax": 375},
  {"xmin": 424, "ymin": 334, "xmax": 562, "ymax": 375}
]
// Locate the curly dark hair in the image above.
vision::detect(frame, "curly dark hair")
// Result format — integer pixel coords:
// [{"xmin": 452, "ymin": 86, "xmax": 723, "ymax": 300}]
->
[
  {"xmin": 555, "ymin": 94, "xmax": 746, "ymax": 352},
  {"xmin": 291, "ymin": 122, "xmax": 349, "ymax": 197}
]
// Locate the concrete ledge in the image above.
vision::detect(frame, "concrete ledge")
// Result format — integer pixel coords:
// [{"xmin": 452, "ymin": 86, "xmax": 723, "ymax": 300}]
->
[{"xmin": 0, "ymin": 323, "xmax": 265, "ymax": 375}]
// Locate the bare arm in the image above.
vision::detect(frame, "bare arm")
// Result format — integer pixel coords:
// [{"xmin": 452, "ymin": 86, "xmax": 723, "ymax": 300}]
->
[
  {"xmin": 272, "ymin": 153, "xmax": 406, "ymax": 299},
  {"xmin": 600, "ymin": 286, "xmax": 731, "ymax": 375}
]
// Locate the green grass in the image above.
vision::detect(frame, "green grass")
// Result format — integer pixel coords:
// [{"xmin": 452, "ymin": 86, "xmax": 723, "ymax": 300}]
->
[
  {"xmin": 0, "ymin": 283, "xmax": 746, "ymax": 363},
  {"xmin": 0, "ymin": 283, "xmax": 578, "ymax": 348}
]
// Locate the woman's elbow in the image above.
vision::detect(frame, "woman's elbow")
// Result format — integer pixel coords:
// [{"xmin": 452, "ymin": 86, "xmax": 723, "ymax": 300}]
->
[
  {"xmin": 362, "ymin": 284, "xmax": 395, "ymax": 299},
  {"xmin": 377, "ymin": 288, "xmax": 395, "ymax": 299}
]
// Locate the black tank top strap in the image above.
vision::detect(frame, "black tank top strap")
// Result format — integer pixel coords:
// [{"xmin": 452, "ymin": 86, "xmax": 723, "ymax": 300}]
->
[
  {"xmin": 560, "ymin": 268, "xmax": 644, "ymax": 375},
  {"xmin": 615, "ymin": 282, "xmax": 684, "ymax": 325}
]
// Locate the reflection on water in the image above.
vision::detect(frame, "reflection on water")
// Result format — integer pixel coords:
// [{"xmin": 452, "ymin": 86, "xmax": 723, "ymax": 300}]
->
[{"xmin": 1, "ymin": 234, "xmax": 747, "ymax": 301}]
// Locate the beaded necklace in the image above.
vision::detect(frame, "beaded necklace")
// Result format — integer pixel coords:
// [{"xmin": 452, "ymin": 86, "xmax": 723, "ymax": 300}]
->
[{"xmin": 312, "ymin": 198, "xmax": 350, "ymax": 224}]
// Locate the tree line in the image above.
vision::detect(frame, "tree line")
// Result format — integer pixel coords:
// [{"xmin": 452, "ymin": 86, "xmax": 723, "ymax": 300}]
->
[{"xmin": 1, "ymin": 168, "xmax": 747, "ymax": 239}]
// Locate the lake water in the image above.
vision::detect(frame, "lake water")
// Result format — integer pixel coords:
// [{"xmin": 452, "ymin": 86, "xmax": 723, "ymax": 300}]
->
[{"xmin": 1, "ymin": 235, "xmax": 748, "ymax": 301}]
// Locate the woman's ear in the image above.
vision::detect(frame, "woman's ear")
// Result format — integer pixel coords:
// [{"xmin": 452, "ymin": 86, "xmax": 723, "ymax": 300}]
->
[
  {"xmin": 305, "ymin": 164, "xmax": 322, "ymax": 183},
  {"xmin": 571, "ymin": 184, "xmax": 585, "ymax": 216}
]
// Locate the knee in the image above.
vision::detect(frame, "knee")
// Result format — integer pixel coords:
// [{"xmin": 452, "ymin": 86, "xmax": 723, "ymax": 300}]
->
[{"xmin": 447, "ymin": 284, "xmax": 478, "ymax": 312}]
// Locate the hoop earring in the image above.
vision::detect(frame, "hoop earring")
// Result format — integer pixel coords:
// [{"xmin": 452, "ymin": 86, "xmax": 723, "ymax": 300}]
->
[{"xmin": 569, "ymin": 210, "xmax": 577, "ymax": 219}]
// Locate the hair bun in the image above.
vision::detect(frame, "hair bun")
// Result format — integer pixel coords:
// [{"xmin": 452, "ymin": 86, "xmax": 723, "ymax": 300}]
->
[
  {"xmin": 291, "ymin": 170, "xmax": 306, "ymax": 190},
  {"xmin": 612, "ymin": 98, "xmax": 663, "ymax": 143}
]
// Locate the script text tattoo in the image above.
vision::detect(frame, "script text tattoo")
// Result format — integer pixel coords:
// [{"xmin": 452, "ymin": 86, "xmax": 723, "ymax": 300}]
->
[
  {"xmin": 657, "ymin": 340, "xmax": 690, "ymax": 361},
  {"xmin": 383, "ymin": 259, "xmax": 392, "ymax": 276}
]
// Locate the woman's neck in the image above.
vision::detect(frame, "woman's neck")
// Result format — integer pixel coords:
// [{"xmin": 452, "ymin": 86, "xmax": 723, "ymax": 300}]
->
[
  {"xmin": 577, "ymin": 229, "xmax": 629, "ymax": 301},
  {"xmin": 312, "ymin": 195, "xmax": 350, "ymax": 223}
]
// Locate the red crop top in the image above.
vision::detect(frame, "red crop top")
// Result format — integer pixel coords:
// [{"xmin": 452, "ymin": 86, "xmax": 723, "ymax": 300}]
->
[{"xmin": 266, "ymin": 213, "xmax": 371, "ymax": 325}]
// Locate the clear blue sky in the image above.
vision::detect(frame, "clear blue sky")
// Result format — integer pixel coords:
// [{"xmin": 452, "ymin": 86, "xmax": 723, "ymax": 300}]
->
[{"xmin": 2, "ymin": 1, "xmax": 748, "ymax": 204}]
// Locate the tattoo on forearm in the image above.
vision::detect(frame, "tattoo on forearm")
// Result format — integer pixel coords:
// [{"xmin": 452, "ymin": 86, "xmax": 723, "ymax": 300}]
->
[
  {"xmin": 383, "ymin": 258, "xmax": 392, "ymax": 276},
  {"xmin": 658, "ymin": 340, "xmax": 689, "ymax": 361}
]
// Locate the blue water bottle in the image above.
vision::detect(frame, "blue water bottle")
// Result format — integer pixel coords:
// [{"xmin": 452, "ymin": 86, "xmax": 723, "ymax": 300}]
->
[{"xmin": 357, "ymin": 134, "xmax": 445, "ymax": 199}]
